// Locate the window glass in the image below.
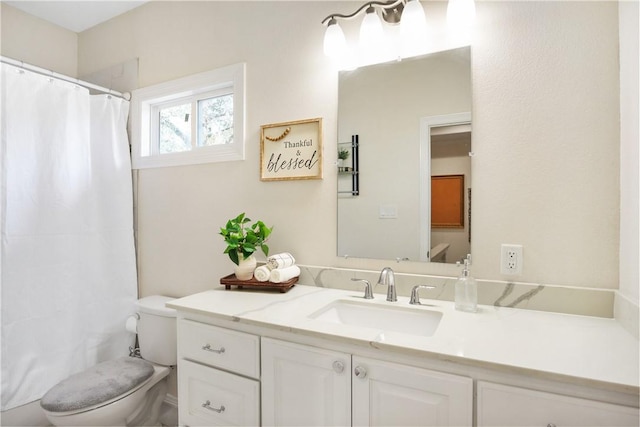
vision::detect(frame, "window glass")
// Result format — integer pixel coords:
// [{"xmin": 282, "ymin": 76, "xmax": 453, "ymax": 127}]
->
[
  {"xmin": 159, "ymin": 103, "xmax": 192, "ymax": 154},
  {"xmin": 198, "ymin": 94, "xmax": 233, "ymax": 147}
]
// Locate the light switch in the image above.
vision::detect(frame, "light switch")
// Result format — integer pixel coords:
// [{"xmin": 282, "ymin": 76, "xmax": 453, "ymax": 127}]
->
[{"xmin": 379, "ymin": 204, "xmax": 398, "ymax": 219}]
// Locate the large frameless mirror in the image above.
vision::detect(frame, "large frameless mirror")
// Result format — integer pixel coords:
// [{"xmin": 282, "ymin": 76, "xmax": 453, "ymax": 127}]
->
[{"xmin": 337, "ymin": 46, "xmax": 472, "ymax": 264}]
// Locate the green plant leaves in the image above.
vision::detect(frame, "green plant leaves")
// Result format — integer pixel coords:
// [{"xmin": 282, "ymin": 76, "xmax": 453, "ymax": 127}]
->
[
  {"xmin": 220, "ymin": 213, "xmax": 273, "ymax": 265},
  {"xmin": 261, "ymin": 244, "xmax": 270, "ymax": 257},
  {"xmin": 228, "ymin": 249, "xmax": 239, "ymax": 265}
]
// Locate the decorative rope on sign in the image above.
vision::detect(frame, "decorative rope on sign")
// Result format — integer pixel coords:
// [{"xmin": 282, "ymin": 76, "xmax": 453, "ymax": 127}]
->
[{"xmin": 265, "ymin": 127, "xmax": 291, "ymax": 142}]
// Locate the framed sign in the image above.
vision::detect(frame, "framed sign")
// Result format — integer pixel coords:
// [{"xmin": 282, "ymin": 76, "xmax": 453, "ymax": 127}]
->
[
  {"xmin": 260, "ymin": 118, "xmax": 322, "ymax": 181},
  {"xmin": 431, "ymin": 174, "xmax": 465, "ymax": 228}
]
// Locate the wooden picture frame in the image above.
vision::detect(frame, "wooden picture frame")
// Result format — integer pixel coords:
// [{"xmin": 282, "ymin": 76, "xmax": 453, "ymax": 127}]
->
[
  {"xmin": 260, "ymin": 118, "xmax": 322, "ymax": 181},
  {"xmin": 431, "ymin": 174, "xmax": 465, "ymax": 228}
]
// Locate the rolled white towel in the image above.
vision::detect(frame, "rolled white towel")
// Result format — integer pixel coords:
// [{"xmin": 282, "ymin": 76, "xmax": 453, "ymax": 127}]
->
[
  {"xmin": 269, "ymin": 265, "xmax": 301, "ymax": 283},
  {"xmin": 253, "ymin": 265, "xmax": 271, "ymax": 282},
  {"xmin": 267, "ymin": 252, "xmax": 296, "ymax": 270}
]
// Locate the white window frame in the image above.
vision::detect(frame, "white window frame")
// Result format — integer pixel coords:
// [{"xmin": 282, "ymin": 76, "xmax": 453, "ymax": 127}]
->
[{"xmin": 131, "ymin": 63, "xmax": 245, "ymax": 169}]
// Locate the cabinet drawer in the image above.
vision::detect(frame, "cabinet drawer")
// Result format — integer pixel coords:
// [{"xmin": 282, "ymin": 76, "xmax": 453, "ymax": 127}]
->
[
  {"xmin": 178, "ymin": 319, "xmax": 259, "ymax": 378},
  {"xmin": 477, "ymin": 381, "xmax": 639, "ymax": 427},
  {"xmin": 178, "ymin": 359, "xmax": 259, "ymax": 427}
]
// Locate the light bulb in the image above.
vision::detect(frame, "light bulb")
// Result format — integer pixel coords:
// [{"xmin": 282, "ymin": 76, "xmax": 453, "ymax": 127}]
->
[
  {"xmin": 323, "ymin": 19, "xmax": 347, "ymax": 58},
  {"xmin": 360, "ymin": 7, "xmax": 384, "ymax": 53},
  {"xmin": 401, "ymin": 0, "xmax": 427, "ymax": 35},
  {"xmin": 400, "ymin": 0, "xmax": 427, "ymax": 57}
]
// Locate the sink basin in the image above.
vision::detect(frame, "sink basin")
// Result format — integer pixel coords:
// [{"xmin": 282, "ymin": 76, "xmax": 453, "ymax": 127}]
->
[{"xmin": 308, "ymin": 300, "xmax": 442, "ymax": 337}]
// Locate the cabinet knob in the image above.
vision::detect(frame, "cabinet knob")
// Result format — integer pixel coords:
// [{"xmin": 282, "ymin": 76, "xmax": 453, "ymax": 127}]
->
[
  {"xmin": 547, "ymin": 424, "xmax": 557, "ymax": 427},
  {"xmin": 202, "ymin": 344, "xmax": 225, "ymax": 354},
  {"xmin": 332, "ymin": 360, "xmax": 345, "ymax": 374},
  {"xmin": 202, "ymin": 400, "xmax": 225, "ymax": 413},
  {"xmin": 354, "ymin": 366, "xmax": 367, "ymax": 379}
]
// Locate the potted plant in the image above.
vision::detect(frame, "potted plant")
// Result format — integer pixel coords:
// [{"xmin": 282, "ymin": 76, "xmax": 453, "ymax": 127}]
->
[
  {"xmin": 337, "ymin": 148, "xmax": 350, "ymax": 168},
  {"xmin": 219, "ymin": 212, "xmax": 273, "ymax": 280}
]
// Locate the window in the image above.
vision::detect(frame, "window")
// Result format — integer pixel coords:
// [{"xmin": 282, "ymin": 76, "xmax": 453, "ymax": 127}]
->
[{"xmin": 131, "ymin": 63, "xmax": 245, "ymax": 168}]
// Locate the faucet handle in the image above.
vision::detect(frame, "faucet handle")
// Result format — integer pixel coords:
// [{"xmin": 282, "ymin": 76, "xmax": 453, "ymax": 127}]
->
[
  {"xmin": 409, "ymin": 285, "xmax": 436, "ymax": 305},
  {"xmin": 351, "ymin": 278, "xmax": 374, "ymax": 299}
]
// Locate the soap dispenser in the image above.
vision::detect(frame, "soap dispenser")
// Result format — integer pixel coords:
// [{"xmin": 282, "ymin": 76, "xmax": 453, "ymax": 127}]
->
[{"xmin": 455, "ymin": 255, "xmax": 477, "ymax": 313}]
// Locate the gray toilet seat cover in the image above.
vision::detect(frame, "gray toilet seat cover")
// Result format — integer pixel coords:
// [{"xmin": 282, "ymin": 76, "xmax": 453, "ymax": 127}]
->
[{"xmin": 40, "ymin": 356, "xmax": 155, "ymax": 413}]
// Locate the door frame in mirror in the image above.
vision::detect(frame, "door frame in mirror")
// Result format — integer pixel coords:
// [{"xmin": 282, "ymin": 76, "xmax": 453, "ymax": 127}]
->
[{"xmin": 419, "ymin": 112, "xmax": 472, "ymax": 262}]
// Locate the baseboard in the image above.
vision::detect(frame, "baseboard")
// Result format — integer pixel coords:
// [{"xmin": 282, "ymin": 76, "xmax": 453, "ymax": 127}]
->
[{"xmin": 163, "ymin": 393, "xmax": 178, "ymax": 407}]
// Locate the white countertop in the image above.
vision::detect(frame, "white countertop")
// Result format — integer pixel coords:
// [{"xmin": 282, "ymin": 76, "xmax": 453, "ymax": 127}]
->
[{"xmin": 167, "ymin": 284, "xmax": 639, "ymax": 392}]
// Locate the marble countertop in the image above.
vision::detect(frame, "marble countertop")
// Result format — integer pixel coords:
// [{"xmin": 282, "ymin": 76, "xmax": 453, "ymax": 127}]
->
[{"xmin": 167, "ymin": 284, "xmax": 639, "ymax": 392}]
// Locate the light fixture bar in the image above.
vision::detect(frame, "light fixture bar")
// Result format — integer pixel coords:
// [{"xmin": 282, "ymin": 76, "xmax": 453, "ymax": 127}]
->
[
  {"xmin": 322, "ymin": 0, "xmax": 476, "ymax": 67},
  {"xmin": 321, "ymin": 0, "xmax": 405, "ymax": 25}
]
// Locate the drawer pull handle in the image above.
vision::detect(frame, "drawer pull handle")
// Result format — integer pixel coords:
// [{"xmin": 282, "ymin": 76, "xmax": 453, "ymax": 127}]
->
[
  {"xmin": 202, "ymin": 400, "xmax": 225, "ymax": 413},
  {"xmin": 202, "ymin": 344, "xmax": 225, "ymax": 354}
]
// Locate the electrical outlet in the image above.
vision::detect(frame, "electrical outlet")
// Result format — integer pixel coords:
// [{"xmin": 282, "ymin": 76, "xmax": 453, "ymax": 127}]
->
[{"xmin": 501, "ymin": 244, "xmax": 523, "ymax": 275}]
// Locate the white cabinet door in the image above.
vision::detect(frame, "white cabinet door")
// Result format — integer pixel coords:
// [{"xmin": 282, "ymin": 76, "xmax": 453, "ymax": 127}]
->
[
  {"xmin": 352, "ymin": 356, "xmax": 472, "ymax": 426},
  {"xmin": 477, "ymin": 381, "xmax": 640, "ymax": 427},
  {"xmin": 261, "ymin": 338, "xmax": 351, "ymax": 426}
]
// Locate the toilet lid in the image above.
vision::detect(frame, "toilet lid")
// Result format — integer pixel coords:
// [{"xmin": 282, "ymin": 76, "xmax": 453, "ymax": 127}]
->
[{"xmin": 40, "ymin": 356, "xmax": 154, "ymax": 413}]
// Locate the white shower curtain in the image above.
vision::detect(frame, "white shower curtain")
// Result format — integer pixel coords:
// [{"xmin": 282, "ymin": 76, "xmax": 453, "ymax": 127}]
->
[{"xmin": 0, "ymin": 63, "xmax": 138, "ymax": 411}]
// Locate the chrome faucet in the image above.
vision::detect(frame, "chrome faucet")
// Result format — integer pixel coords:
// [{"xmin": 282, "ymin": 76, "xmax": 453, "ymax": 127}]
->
[{"xmin": 377, "ymin": 267, "xmax": 397, "ymax": 302}]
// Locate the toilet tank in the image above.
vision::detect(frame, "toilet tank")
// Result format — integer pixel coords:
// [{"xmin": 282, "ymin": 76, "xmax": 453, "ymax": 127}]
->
[{"xmin": 135, "ymin": 295, "xmax": 177, "ymax": 366}]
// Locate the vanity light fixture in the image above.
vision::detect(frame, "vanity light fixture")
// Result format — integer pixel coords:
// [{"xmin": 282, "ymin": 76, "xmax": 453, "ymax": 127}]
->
[
  {"xmin": 321, "ymin": 0, "xmax": 475, "ymax": 65},
  {"xmin": 321, "ymin": 0, "xmax": 412, "ymax": 63}
]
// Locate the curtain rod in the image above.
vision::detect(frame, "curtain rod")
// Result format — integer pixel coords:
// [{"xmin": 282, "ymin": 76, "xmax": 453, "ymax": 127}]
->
[{"xmin": 1, "ymin": 56, "xmax": 130, "ymax": 100}]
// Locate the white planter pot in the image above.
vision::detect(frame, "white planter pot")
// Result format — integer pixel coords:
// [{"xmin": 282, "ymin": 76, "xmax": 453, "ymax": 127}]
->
[{"xmin": 235, "ymin": 255, "xmax": 257, "ymax": 280}]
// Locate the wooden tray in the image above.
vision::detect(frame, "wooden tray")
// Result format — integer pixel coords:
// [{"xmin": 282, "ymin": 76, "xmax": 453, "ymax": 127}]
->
[{"xmin": 220, "ymin": 273, "xmax": 298, "ymax": 293}]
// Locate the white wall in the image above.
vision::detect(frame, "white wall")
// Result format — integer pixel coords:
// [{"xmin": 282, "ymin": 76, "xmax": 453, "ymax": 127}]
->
[
  {"xmin": 72, "ymin": 1, "xmax": 624, "ymax": 297},
  {"xmin": 470, "ymin": 1, "xmax": 620, "ymax": 287},
  {"xmin": 2, "ymin": 1, "xmax": 626, "ymax": 298},
  {"xmin": 0, "ymin": 3, "xmax": 78, "ymax": 77},
  {"xmin": 77, "ymin": 1, "xmax": 341, "ymax": 298}
]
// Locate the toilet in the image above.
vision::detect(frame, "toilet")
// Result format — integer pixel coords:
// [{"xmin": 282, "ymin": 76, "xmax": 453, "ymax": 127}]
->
[{"xmin": 40, "ymin": 295, "xmax": 177, "ymax": 426}]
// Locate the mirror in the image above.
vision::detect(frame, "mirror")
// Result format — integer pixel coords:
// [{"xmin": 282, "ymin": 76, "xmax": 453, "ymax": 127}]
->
[{"xmin": 337, "ymin": 46, "xmax": 471, "ymax": 264}]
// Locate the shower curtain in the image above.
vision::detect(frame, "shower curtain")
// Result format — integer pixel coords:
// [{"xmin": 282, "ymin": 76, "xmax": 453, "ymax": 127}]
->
[{"xmin": 0, "ymin": 63, "xmax": 138, "ymax": 411}]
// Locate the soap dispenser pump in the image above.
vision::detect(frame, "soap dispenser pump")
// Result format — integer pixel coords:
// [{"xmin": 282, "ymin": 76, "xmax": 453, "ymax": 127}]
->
[{"xmin": 455, "ymin": 255, "xmax": 477, "ymax": 313}]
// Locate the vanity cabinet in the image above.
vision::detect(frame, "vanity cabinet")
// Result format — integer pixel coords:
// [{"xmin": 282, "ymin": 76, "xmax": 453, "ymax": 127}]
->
[
  {"xmin": 170, "ymin": 290, "xmax": 638, "ymax": 427},
  {"xmin": 261, "ymin": 338, "xmax": 472, "ymax": 426},
  {"xmin": 177, "ymin": 319, "xmax": 260, "ymax": 426},
  {"xmin": 477, "ymin": 381, "xmax": 640, "ymax": 427}
]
